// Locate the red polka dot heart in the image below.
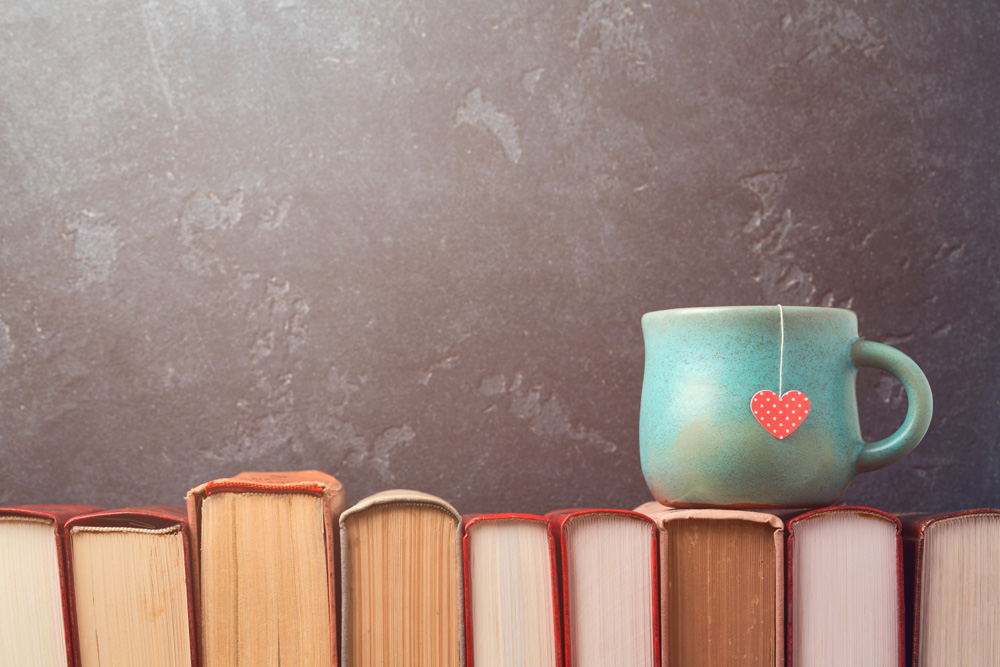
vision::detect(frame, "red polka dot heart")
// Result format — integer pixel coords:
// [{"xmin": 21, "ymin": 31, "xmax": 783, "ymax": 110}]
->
[{"xmin": 751, "ymin": 390, "xmax": 810, "ymax": 440}]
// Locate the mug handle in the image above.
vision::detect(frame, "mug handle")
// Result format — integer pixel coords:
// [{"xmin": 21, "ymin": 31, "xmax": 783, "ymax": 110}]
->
[{"xmin": 850, "ymin": 340, "xmax": 933, "ymax": 474}]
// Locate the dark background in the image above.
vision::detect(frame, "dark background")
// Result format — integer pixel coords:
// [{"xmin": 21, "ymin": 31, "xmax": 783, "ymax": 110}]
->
[{"xmin": 1, "ymin": 0, "xmax": 997, "ymax": 514}]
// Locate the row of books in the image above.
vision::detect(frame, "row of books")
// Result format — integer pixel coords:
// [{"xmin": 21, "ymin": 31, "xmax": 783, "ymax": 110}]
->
[{"xmin": 1, "ymin": 469, "xmax": 997, "ymax": 667}]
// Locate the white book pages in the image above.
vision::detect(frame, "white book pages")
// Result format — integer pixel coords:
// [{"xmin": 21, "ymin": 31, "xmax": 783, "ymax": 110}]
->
[
  {"xmin": 792, "ymin": 511, "xmax": 898, "ymax": 667},
  {"xmin": 0, "ymin": 517, "xmax": 68, "ymax": 667},
  {"xmin": 468, "ymin": 519, "xmax": 558, "ymax": 667},
  {"xmin": 919, "ymin": 514, "xmax": 1000, "ymax": 667},
  {"xmin": 564, "ymin": 513, "xmax": 656, "ymax": 667}
]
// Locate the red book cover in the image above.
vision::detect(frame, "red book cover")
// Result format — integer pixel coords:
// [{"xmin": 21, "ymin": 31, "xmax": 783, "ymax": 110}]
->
[
  {"xmin": 901, "ymin": 508, "xmax": 1000, "ymax": 667},
  {"xmin": 461, "ymin": 513, "xmax": 563, "ymax": 667},
  {"xmin": 63, "ymin": 506, "xmax": 196, "ymax": 667},
  {"xmin": 0, "ymin": 504, "xmax": 103, "ymax": 667},
  {"xmin": 785, "ymin": 506, "xmax": 904, "ymax": 667},
  {"xmin": 187, "ymin": 471, "xmax": 345, "ymax": 667},
  {"xmin": 546, "ymin": 509, "xmax": 659, "ymax": 667}
]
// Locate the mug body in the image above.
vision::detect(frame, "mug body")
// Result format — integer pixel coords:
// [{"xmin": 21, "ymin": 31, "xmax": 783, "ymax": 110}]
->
[{"xmin": 639, "ymin": 306, "xmax": 862, "ymax": 508}]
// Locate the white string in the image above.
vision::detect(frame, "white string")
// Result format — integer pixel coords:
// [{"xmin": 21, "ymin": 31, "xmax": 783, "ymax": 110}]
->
[{"xmin": 778, "ymin": 304, "xmax": 784, "ymax": 395}]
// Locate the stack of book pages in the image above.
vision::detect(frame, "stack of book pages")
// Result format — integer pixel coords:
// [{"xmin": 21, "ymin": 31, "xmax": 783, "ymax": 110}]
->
[{"xmin": 1, "ymin": 471, "xmax": 997, "ymax": 667}]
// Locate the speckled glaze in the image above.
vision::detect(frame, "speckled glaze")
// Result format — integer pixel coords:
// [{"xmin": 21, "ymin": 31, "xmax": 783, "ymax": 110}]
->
[{"xmin": 639, "ymin": 306, "xmax": 933, "ymax": 508}]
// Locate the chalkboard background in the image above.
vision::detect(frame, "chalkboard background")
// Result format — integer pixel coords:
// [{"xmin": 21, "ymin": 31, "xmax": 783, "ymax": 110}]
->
[{"xmin": 1, "ymin": 0, "xmax": 997, "ymax": 513}]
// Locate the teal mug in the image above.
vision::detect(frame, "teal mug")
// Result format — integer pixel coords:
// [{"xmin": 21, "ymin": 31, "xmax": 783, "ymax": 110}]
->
[{"xmin": 639, "ymin": 306, "xmax": 932, "ymax": 508}]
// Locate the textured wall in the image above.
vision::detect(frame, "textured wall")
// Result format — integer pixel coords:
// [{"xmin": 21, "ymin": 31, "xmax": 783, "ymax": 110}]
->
[{"xmin": 1, "ymin": 0, "xmax": 997, "ymax": 513}]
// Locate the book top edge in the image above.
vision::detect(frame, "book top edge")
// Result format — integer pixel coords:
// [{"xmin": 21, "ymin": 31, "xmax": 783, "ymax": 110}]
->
[
  {"xmin": 787, "ymin": 505, "xmax": 901, "ymax": 530},
  {"xmin": 66, "ymin": 505, "xmax": 187, "ymax": 532},
  {"xmin": 69, "ymin": 523, "xmax": 183, "ymax": 536},
  {"xmin": 900, "ymin": 507, "xmax": 1000, "ymax": 536},
  {"xmin": 547, "ymin": 507, "xmax": 656, "ymax": 526},
  {"xmin": 340, "ymin": 489, "xmax": 460, "ymax": 525},
  {"xmin": 187, "ymin": 470, "xmax": 344, "ymax": 499},
  {"xmin": 0, "ymin": 505, "xmax": 104, "ymax": 527},
  {"xmin": 463, "ymin": 513, "xmax": 548, "ymax": 530},
  {"xmin": 634, "ymin": 500, "xmax": 783, "ymax": 529}
]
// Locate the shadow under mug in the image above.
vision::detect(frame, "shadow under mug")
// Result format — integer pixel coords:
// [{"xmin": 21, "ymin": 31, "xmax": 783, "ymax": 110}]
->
[{"xmin": 639, "ymin": 306, "xmax": 932, "ymax": 508}]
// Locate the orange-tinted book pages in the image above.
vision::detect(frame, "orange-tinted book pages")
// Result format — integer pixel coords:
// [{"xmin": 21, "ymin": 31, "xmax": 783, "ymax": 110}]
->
[
  {"xmin": 186, "ymin": 471, "xmax": 346, "ymax": 667},
  {"xmin": 462, "ymin": 514, "xmax": 561, "ymax": 667},
  {"xmin": 0, "ymin": 505, "xmax": 102, "ymax": 667},
  {"xmin": 902, "ymin": 509, "xmax": 1000, "ymax": 667},
  {"xmin": 636, "ymin": 501, "xmax": 784, "ymax": 667},
  {"xmin": 548, "ymin": 509, "xmax": 658, "ymax": 667},
  {"xmin": 340, "ymin": 490, "xmax": 464, "ymax": 667},
  {"xmin": 786, "ymin": 506, "xmax": 902, "ymax": 667},
  {"xmin": 65, "ymin": 506, "xmax": 195, "ymax": 667}
]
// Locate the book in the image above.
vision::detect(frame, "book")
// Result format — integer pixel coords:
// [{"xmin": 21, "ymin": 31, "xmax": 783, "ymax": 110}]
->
[
  {"xmin": 340, "ymin": 490, "xmax": 464, "ymax": 667},
  {"xmin": 636, "ymin": 501, "xmax": 784, "ymax": 667},
  {"xmin": 65, "ymin": 506, "xmax": 196, "ymax": 667},
  {"xmin": 903, "ymin": 508, "xmax": 1000, "ymax": 667},
  {"xmin": 785, "ymin": 506, "xmax": 903, "ymax": 667},
  {"xmin": 186, "ymin": 470, "xmax": 346, "ymax": 667},
  {"xmin": 462, "ymin": 513, "xmax": 561, "ymax": 667},
  {"xmin": 548, "ymin": 508, "xmax": 658, "ymax": 667},
  {"xmin": 0, "ymin": 504, "xmax": 102, "ymax": 667}
]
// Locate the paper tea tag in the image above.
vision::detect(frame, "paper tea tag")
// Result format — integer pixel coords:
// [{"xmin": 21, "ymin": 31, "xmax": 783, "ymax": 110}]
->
[{"xmin": 751, "ymin": 390, "xmax": 810, "ymax": 440}]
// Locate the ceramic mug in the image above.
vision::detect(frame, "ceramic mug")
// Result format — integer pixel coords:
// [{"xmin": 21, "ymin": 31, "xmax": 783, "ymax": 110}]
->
[{"xmin": 639, "ymin": 306, "xmax": 932, "ymax": 508}]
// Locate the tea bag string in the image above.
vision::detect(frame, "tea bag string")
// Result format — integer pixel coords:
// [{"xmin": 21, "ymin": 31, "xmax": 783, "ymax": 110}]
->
[{"xmin": 778, "ymin": 303, "xmax": 784, "ymax": 396}]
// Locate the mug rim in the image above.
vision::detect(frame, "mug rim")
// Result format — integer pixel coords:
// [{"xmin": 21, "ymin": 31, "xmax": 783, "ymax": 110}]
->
[{"xmin": 641, "ymin": 305, "xmax": 857, "ymax": 325}]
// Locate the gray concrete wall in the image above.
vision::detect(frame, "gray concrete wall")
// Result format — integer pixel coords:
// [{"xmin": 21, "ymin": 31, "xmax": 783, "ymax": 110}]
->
[{"xmin": 1, "ymin": 0, "xmax": 997, "ymax": 512}]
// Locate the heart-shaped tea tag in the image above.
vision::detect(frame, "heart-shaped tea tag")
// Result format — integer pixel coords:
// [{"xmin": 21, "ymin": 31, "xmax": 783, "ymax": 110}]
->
[{"xmin": 751, "ymin": 390, "xmax": 810, "ymax": 440}]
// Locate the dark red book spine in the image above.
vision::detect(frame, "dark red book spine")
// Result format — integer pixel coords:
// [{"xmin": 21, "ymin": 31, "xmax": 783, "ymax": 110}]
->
[
  {"xmin": 63, "ymin": 506, "xmax": 196, "ymax": 667},
  {"xmin": 785, "ymin": 506, "xmax": 904, "ymax": 667},
  {"xmin": 546, "ymin": 509, "xmax": 660, "ymax": 667},
  {"xmin": 0, "ymin": 505, "xmax": 103, "ymax": 667},
  {"xmin": 462, "ymin": 513, "xmax": 563, "ymax": 667},
  {"xmin": 901, "ymin": 508, "xmax": 1000, "ymax": 667},
  {"xmin": 186, "ymin": 471, "xmax": 345, "ymax": 666}
]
